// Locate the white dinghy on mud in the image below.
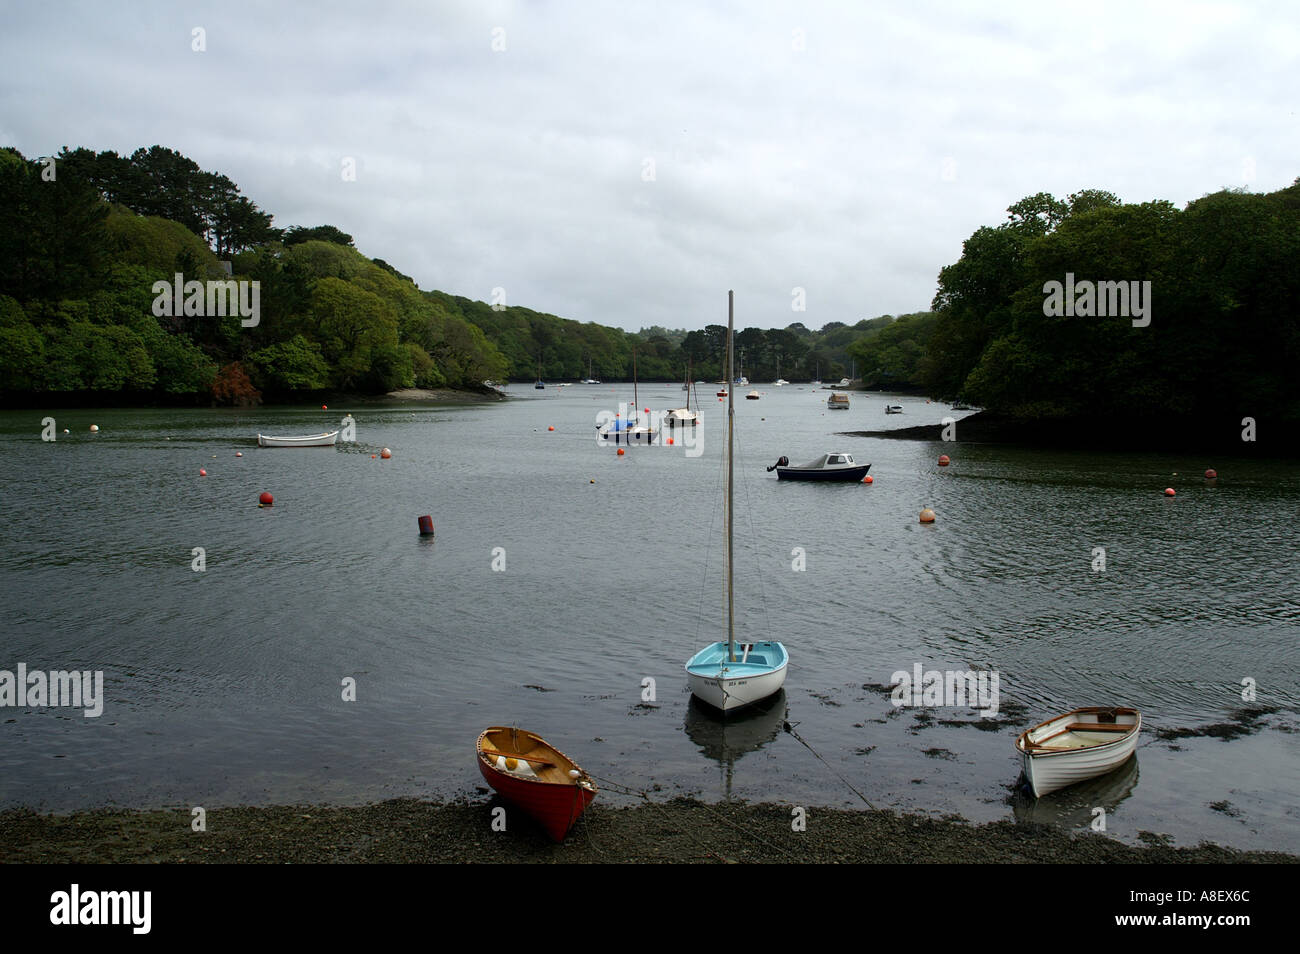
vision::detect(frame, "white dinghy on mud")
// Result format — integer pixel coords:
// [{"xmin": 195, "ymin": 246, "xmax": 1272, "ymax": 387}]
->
[{"xmin": 1015, "ymin": 706, "xmax": 1141, "ymax": 797}]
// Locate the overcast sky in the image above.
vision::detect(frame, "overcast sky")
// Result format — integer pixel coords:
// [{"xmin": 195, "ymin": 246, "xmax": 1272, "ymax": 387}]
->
[{"xmin": 3, "ymin": 1, "xmax": 1297, "ymax": 332}]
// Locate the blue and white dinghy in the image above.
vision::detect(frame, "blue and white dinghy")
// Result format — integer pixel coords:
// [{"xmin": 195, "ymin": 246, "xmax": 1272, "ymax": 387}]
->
[{"xmin": 685, "ymin": 291, "xmax": 788, "ymax": 713}]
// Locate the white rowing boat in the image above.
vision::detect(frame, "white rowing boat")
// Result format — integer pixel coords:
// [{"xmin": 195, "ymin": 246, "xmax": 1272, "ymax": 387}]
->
[
  {"xmin": 1015, "ymin": 706, "xmax": 1141, "ymax": 797},
  {"xmin": 257, "ymin": 431, "xmax": 339, "ymax": 447}
]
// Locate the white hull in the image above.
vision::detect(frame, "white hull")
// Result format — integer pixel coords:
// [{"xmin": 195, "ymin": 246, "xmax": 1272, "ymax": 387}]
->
[
  {"xmin": 257, "ymin": 431, "xmax": 339, "ymax": 447},
  {"xmin": 664, "ymin": 409, "xmax": 698, "ymax": 426},
  {"xmin": 686, "ymin": 656, "xmax": 788, "ymax": 712},
  {"xmin": 1017, "ymin": 707, "xmax": 1141, "ymax": 797}
]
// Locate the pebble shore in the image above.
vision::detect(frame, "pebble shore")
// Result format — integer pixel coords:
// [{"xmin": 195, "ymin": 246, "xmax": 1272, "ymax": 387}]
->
[{"xmin": 3, "ymin": 799, "xmax": 1294, "ymax": 864}]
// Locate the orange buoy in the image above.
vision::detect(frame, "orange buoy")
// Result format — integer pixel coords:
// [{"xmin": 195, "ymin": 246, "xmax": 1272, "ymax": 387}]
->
[
  {"xmin": 667, "ymin": 437, "xmax": 674, "ymax": 445},
  {"xmin": 919, "ymin": 508, "xmax": 936, "ymax": 523},
  {"xmin": 1164, "ymin": 488, "xmax": 1176, "ymax": 496},
  {"xmin": 938, "ymin": 455, "xmax": 950, "ymax": 466},
  {"xmin": 617, "ymin": 448, "xmax": 625, "ymax": 456},
  {"xmin": 89, "ymin": 425, "xmax": 99, "ymax": 432},
  {"xmin": 417, "ymin": 515, "xmax": 435, "ymax": 536},
  {"xmin": 590, "ymin": 479, "xmax": 595, "ymax": 483},
  {"xmin": 259, "ymin": 491, "xmax": 273, "ymax": 507},
  {"xmin": 548, "ymin": 426, "xmax": 554, "ymax": 431},
  {"xmin": 371, "ymin": 454, "xmax": 377, "ymax": 459},
  {"xmin": 235, "ymin": 451, "xmax": 243, "ymax": 457},
  {"xmin": 863, "ymin": 474, "xmax": 874, "ymax": 484},
  {"xmin": 322, "ymin": 404, "xmax": 328, "ymax": 410},
  {"xmin": 199, "ymin": 468, "xmax": 207, "ymax": 476},
  {"xmin": 1204, "ymin": 469, "xmax": 1217, "ymax": 480},
  {"xmin": 380, "ymin": 448, "xmax": 392, "ymax": 459}
]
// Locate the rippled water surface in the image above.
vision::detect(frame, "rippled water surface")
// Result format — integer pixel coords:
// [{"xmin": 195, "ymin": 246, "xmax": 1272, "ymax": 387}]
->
[{"xmin": 2, "ymin": 387, "xmax": 1297, "ymax": 851}]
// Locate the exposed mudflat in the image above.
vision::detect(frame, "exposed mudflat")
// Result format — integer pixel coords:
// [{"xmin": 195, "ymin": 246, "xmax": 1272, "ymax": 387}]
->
[{"xmin": 3, "ymin": 798, "xmax": 1294, "ymax": 864}]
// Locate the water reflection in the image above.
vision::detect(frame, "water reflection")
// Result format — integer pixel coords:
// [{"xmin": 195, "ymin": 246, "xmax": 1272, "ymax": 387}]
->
[
  {"xmin": 1011, "ymin": 754, "xmax": 1140, "ymax": 829},
  {"xmin": 684, "ymin": 691, "xmax": 787, "ymax": 798}
]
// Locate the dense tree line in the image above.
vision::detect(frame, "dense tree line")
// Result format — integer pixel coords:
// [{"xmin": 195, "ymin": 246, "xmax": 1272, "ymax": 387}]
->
[
  {"xmin": 0, "ymin": 145, "xmax": 508, "ymax": 403},
  {"xmin": 10, "ymin": 141, "xmax": 1283, "ymax": 423},
  {"xmin": 922, "ymin": 184, "xmax": 1300, "ymax": 421}
]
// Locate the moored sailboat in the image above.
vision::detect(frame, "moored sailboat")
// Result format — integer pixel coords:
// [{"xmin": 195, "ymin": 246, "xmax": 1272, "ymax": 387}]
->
[{"xmin": 686, "ymin": 291, "xmax": 788, "ymax": 713}]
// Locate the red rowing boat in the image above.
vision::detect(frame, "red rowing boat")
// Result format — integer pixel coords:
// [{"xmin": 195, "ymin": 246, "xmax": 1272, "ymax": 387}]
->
[{"xmin": 476, "ymin": 727, "xmax": 597, "ymax": 841}]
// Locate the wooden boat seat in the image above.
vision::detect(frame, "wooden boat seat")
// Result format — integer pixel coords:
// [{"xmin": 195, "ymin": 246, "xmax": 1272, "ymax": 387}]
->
[{"xmin": 1064, "ymin": 722, "xmax": 1132, "ymax": 732}]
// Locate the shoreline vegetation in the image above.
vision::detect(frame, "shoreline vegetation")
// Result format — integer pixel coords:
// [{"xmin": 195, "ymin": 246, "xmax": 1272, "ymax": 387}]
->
[
  {"xmin": 4, "ymin": 146, "xmax": 1295, "ymax": 447},
  {"xmin": 2, "ymin": 798, "xmax": 1294, "ymax": 864}
]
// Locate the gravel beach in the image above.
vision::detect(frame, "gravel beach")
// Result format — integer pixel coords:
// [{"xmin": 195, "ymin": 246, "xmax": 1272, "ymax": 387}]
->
[{"xmin": 3, "ymin": 798, "xmax": 1294, "ymax": 864}]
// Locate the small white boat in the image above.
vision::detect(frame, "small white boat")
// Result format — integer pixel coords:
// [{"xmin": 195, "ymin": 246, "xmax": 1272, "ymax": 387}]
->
[
  {"xmin": 745, "ymin": 390, "xmax": 760, "ymax": 400},
  {"xmin": 827, "ymin": 393, "xmax": 850, "ymax": 410},
  {"xmin": 773, "ymin": 378, "xmax": 788, "ymax": 387},
  {"xmin": 257, "ymin": 431, "xmax": 339, "ymax": 447},
  {"xmin": 885, "ymin": 404, "xmax": 904, "ymax": 414},
  {"xmin": 1016, "ymin": 707, "xmax": 1142, "ymax": 797}
]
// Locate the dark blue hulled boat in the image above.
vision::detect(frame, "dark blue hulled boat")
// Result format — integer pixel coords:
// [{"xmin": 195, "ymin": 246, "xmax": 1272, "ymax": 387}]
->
[{"xmin": 768, "ymin": 452, "xmax": 870, "ymax": 482}]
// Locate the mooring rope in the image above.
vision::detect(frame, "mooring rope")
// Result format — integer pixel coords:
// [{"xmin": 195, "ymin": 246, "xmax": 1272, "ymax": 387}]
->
[
  {"xmin": 585, "ymin": 772, "xmax": 804, "ymax": 863},
  {"xmin": 782, "ymin": 720, "xmax": 878, "ymax": 810}
]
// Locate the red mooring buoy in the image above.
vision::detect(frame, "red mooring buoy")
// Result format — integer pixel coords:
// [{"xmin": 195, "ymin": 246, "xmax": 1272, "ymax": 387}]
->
[
  {"xmin": 259, "ymin": 491, "xmax": 274, "ymax": 507},
  {"xmin": 418, "ymin": 515, "xmax": 435, "ymax": 536},
  {"xmin": 938, "ymin": 455, "xmax": 950, "ymax": 466},
  {"xmin": 1164, "ymin": 488, "xmax": 1176, "ymax": 497},
  {"xmin": 1205, "ymin": 469, "xmax": 1217, "ymax": 480}
]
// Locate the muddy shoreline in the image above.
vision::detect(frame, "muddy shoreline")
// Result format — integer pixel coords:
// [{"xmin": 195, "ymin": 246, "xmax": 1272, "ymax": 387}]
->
[
  {"xmin": 839, "ymin": 411, "xmax": 1299, "ymax": 456},
  {"xmin": 3, "ymin": 798, "xmax": 1294, "ymax": 864}
]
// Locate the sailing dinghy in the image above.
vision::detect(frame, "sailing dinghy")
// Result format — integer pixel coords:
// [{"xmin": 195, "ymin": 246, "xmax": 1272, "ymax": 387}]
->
[{"xmin": 685, "ymin": 291, "xmax": 788, "ymax": 713}]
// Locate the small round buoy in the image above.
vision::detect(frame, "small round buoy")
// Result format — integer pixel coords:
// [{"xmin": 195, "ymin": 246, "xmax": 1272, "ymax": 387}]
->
[
  {"xmin": 644, "ymin": 408, "xmax": 649, "ymax": 415},
  {"xmin": 590, "ymin": 479, "xmax": 595, "ymax": 484},
  {"xmin": 667, "ymin": 437, "xmax": 674, "ymax": 445},
  {"xmin": 548, "ymin": 426, "xmax": 555, "ymax": 431},
  {"xmin": 418, "ymin": 515, "xmax": 435, "ymax": 536},
  {"xmin": 617, "ymin": 448, "xmax": 625, "ymax": 456},
  {"xmin": 236, "ymin": 451, "xmax": 243, "ymax": 457},
  {"xmin": 919, "ymin": 508, "xmax": 936, "ymax": 523},
  {"xmin": 1205, "ymin": 468, "xmax": 1217, "ymax": 480},
  {"xmin": 380, "ymin": 448, "xmax": 392, "ymax": 459},
  {"xmin": 62, "ymin": 428, "xmax": 69, "ymax": 434},
  {"xmin": 863, "ymin": 474, "xmax": 874, "ymax": 484},
  {"xmin": 938, "ymin": 455, "xmax": 950, "ymax": 466},
  {"xmin": 199, "ymin": 468, "xmax": 207, "ymax": 476},
  {"xmin": 322, "ymin": 404, "xmax": 328, "ymax": 410},
  {"xmin": 1164, "ymin": 488, "xmax": 1175, "ymax": 497},
  {"xmin": 371, "ymin": 454, "xmax": 377, "ymax": 459},
  {"xmin": 89, "ymin": 425, "xmax": 99, "ymax": 432},
  {"xmin": 259, "ymin": 491, "xmax": 274, "ymax": 507}
]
